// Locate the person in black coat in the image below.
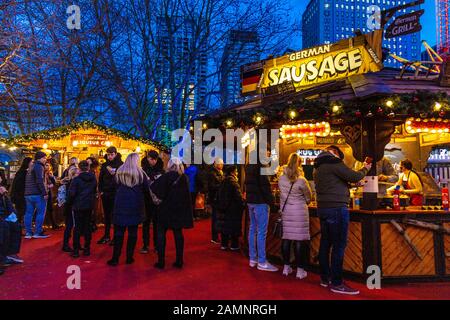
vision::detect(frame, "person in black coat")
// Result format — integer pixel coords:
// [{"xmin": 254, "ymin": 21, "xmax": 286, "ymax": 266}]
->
[
  {"xmin": 61, "ymin": 166, "xmax": 79, "ymax": 252},
  {"xmin": 150, "ymin": 157, "xmax": 193, "ymax": 269},
  {"xmin": 204, "ymin": 158, "xmax": 224, "ymax": 244},
  {"xmin": 216, "ymin": 166, "xmax": 245, "ymax": 251},
  {"xmin": 0, "ymin": 186, "xmax": 23, "ymax": 275},
  {"xmin": 97, "ymin": 146, "xmax": 123, "ymax": 244},
  {"xmin": 67, "ymin": 161, "xmax": 97, "ymax": 257},
  {"xmin": 140, "ymin": 151, "xmax": 164, "ymax": 254},
  {"xmin": 107, "ymin": 153, "xmax": 150, "ymax": 266},
  {"xmin": 10, "ymin": 157, "xmax": 33, "ymax": 224}
]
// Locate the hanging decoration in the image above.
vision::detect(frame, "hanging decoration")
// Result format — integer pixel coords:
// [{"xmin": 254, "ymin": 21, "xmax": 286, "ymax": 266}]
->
[
  {"xmin": 405, "ymin": 118, "xmax": 450, "ymax": 134},
  {"xmin": 280, "ymin": 122, "xmax": 331, "ymax": 139},
  {"xmin": 2, "ymin": 121, "xmax": 168, "ymax": 151}
]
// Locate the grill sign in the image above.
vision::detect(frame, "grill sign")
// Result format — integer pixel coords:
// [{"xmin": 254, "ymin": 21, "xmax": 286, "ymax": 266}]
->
[{"xmin": 385, "ymin": 10, "xmax": 424, "ymax": 38}]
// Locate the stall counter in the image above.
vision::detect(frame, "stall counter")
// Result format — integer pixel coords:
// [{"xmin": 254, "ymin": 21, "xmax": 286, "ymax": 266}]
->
[{"xmin": 245, "ymin": 207, "xmax": 450, "ymax": 283}]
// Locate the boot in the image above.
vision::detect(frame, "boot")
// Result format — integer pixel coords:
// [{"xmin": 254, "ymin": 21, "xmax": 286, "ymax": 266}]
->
[
  {"xmin": 62, "ymin": 245, "xmax": 73, "ymax": 252},
  {"xmin": 71, "ymin": 250, "xmax": 80, "ymax": 258}
]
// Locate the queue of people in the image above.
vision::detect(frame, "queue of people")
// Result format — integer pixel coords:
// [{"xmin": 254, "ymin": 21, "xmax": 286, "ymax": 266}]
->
[{"xmin": 1, "ymin": 143, "xmax": 423, "ymax": 297}]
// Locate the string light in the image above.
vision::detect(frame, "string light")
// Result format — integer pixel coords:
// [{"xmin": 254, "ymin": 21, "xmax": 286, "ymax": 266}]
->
[
  {"xmin": 405, "ymin": 117, "xmax": 450, "ymax": 134},
  {"xmin": 386, "ymin": 100, "xmax": 394, "ymax": 107},
  {"xmin": 434, "ymin": 102, "xmax": 442, "ymax": 111},
  {"xmin": 280, "ymin": 122, "xmax": 331, "ymax": 139},
  {"xmin": 72, "ymin": 140, "xmax": 79, "ymax": 147},
  {"xmin": 43, "ymin": 143, "xmax": 48, "ymax": 149},
  {"xmin": 226, "ymin": 120, "xmax": 233, "ymax": 127},
  {"xmin": 135, "ymin": 146, "xmax": 141, "ymax": 153},
  {"xmin": 289, "ymin": 110, "xmax": 297, "ymax": 119},
  {"xmin": 202, "ymin": 123, "xmax": 208, "ymax": 129},
  {"xmin": 332, "ymin": 105, "xmax": 341, "ymax": 113}
]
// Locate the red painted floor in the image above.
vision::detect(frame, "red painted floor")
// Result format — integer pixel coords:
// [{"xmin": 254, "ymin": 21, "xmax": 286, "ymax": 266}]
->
[{"xmin": 1, "ymin": 219, "xmax": 449, "ymax": 300}]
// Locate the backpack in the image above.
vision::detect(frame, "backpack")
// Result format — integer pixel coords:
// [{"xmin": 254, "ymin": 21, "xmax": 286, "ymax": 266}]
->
[{"xmin": 57, "ymin": 184, "xmax": 67, "ymax": 207}]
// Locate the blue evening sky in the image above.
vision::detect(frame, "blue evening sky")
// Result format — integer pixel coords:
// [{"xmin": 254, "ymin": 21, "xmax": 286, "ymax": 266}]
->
[{"xmin": 291, "ymin": 0, "xmax": 437, "ymax": 47}]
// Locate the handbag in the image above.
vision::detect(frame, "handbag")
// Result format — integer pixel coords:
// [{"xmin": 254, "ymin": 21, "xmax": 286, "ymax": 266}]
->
[{"xmin": 272, "ymin": 181, "xmax": 294, "ymax": 238}]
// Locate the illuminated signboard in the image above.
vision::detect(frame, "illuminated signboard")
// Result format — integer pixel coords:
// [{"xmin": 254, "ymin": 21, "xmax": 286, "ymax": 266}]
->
[
  {"xmin": 71, "ymin": 134, "xmax": 108, "ymax": 147},
  {"xmin": 241, "ymin": 32, "xmax": 383, "ymax": 96}
]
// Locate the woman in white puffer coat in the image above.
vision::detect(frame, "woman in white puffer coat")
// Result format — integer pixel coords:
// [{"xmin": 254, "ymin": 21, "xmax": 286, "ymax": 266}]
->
[{"xmin": 278, "ymin": 153, "xmax": 312, "ymax": 279}]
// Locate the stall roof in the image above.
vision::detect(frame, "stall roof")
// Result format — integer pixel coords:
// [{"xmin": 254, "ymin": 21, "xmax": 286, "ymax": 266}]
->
[
  {"xmin": 0, "ymin": 121, "xmax": 168, "ymax": 151},
  {"xmin": 199, "ymin": 68, "xmax": 450, "ymax": 118}
]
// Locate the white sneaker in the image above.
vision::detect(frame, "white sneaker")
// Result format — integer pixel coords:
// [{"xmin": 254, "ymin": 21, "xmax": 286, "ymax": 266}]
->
[
  {"xmin": 296, "ymin": 268, "xmax": 307, "ymax": 279},
  {"xmin": 282, "ymin": 265, "xmax": 293, "ymax": 276},
  {"xmin": 249, "ymin": 260, "xmax": 257, "ymax": 268},
  {"xmin": 257, "ymin": 262, "xmax": 278, "ymax": 272}
]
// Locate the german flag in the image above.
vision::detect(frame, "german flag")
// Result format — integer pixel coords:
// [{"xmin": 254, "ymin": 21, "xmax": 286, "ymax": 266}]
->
[{"xmin": 241, "ymin": 63, "xmax": 263, "ymax": 96}]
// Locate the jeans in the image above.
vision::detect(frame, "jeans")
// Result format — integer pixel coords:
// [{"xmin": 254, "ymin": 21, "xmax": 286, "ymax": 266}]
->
[
  {"xmin": 72, "ymin": 209, "xmax": 92, "ymax": 251},
  {"xmin": 63, "ymin": 205, "xmax": 74, "ymax": 248},
  {"xmin": 247, "ymin": 203, "xmax": 269, "ymax": 264},
  {"xmin": 317, "ymin": 206, "xmax": 350, "ymax": 286},
  {"xmin": 156, "ymin": 224, "xmax": 184, "ymax": 265},
  {"xmin": 24, "ymin": 195, "xmax": 47, "ymax": 235},
  {"xmin": 142, "ymin": 207, "xmax": 157, "ymax": 249},
  {"xmin": 101, "ymin": 193, "xmax": 115, "ymax": 239},
  {"xmin": 112, "ymin": 225, "xmax": 138, "ymax": 261}
]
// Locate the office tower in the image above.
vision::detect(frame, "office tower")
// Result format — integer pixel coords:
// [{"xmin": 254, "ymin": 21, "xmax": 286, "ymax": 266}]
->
[
  {"xmin": 220, "ymin": 30, "xmax": 260, "ymax": 108},
  {"xmin": 302, "ymin": 0, "xmax": 422, "ymax": 67}
]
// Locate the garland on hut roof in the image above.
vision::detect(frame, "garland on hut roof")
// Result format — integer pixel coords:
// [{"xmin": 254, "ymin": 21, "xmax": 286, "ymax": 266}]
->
[
  {"xmin": 0, "ymin": 121, "xmax": 168, "ymax": 152},
  {"xmin": 198, "ymin": 91, "xmax": 450, "ymax": 129}
]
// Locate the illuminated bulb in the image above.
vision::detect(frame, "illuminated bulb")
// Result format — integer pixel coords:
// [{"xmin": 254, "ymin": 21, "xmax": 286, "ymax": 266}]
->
[
  {"xmin": 9, "ymin": 146, "xmax": 17, "ymax": 151},
  {"xmin": 434, "ymin": 102, "xmax": 442, "ymax": 111},
  {"xmin": 386, "ymin": 100, "xmax": 393, "ymax": 107},
  {"xmin": 417, "ymin": 129, "xmax": 422, "ymax": 132},
  {"xmin": 424, "ymin": 128, "xmax": 429, "ymax": 132},
  {"xmin": 332, "ymin": 105, "xmax": 340, "ymax": 113},
  {"xmin": 72, "ymin": 141, "xmax": 79, "ymax": 147},
  {"xmin": 256, "ymin": 116, "xmax": 262, "ymax": 123},
  {"xmin": 1, "ymin": 143, "xmax": 5, "ymax": 147},
  {"xmin": 105, "ymin": 141, "xmax": 112, "ymax": 147},
  {"xmin": 406, "ymin": 120, "xmax": 412, "ymax": 125},
  {"xmin": 136, "ymin": 146, "xmax": 141, "ymax": 153},
  {"xmin": 431, "ymin": 129, "xmax": 436, "ymax": 133},
  {"xmin": 226, "ymin": 120, "xmax": 233, "ymax": 127},
  {"xmin": 289, "ymin": 111, "xmax": 296, "ymax": 119},
  {"xmin": 202, "ymin": 123, "xmax": 208, "ymax": 129},
  {"xmin": 445, "ymin": 128, "xmax": 449, "ymax": 132},
  {"xmin": 43, "ymin": 143, "xmax": 48, "ymax": 149}
]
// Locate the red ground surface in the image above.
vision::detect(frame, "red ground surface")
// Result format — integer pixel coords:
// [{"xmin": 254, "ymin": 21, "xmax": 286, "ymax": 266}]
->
[{"xmin": 1, "ymin": 219, "xmax": 449, "ymax": 300}]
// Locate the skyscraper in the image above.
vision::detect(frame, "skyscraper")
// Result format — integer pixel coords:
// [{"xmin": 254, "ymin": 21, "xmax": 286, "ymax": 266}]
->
[
  {"xmin": 220, "ymin": 30, "xmax": 260, "ymax": 108},
  {"xmin": 154, "ymin": 16, "xmax": 208, "ymax": 142},
  {"xmin": 302, "ymin": 0, "xmax": 422, "ymax": 68}
]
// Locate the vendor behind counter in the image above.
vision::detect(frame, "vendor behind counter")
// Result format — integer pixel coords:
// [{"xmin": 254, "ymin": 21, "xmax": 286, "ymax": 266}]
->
[
  {"xmin": 354, "ymin": 157, "xmax": 397, "ymax": 196},
  {"xmin": 387, "ymin": 159, "xmax": 424, "ymax": 206}
]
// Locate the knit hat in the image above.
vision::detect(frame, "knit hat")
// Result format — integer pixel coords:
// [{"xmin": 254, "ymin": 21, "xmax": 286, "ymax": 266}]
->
[{"xmin": 35, "ymin": 151, "xmax": 47, "ymax": 161}]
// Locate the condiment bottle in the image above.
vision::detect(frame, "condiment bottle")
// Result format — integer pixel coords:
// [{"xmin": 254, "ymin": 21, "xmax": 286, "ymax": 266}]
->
[
  {"xmin": 442, "ymin": 183, "xmax": 449, "ymax": 211},
  {"xmin": 393, "ymin": 185, "xmax": 401, "ymax": 211}
]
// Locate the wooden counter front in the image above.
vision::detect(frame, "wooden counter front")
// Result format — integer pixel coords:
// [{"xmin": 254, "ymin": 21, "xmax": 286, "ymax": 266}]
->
[{"xmin": 247, "ymin": 208, "xmax": 450, "ymax": 283}]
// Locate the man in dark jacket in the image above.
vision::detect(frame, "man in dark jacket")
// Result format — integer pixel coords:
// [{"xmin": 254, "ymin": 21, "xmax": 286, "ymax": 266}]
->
[
  {"xmin": 68, "ymin": 161, "xmax": 97, "ymax": 257},
  {"xmin": 245, "ymin": 162, "xmax": 277, "ymax": 272},
  {"xmin": 313, "ymin": 145, "xmax": 371, "ymax": 295},
  {"xmin": 0, "ymin": 186, "xmax": 23, "ymax": 275},
  {"xmin": 24, "ymin": 151, "xmax": 49, "ymax": 239},
  {"xmin": 204, "ymin": 158, "xmax": 224, "ymax": 244},
  {"xmin": 140, "ymin": 150, "xmax": 164, "ymax": 253},
  {"xmin": 97, "ymin": 146, "xmax": 123, "ymax": 244}
]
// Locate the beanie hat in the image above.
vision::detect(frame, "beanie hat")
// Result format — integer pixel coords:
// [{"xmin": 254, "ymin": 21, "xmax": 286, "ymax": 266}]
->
[{"xmin": 35, "ymin": 151, "xmax": 47, "ymax": 161}]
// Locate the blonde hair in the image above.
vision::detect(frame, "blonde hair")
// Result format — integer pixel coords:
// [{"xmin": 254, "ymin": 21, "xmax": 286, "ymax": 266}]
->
[
  {"xmin": 283, "ymin": 153, "xmax": 304, "ymax": 182},
  {"xmin": 167, "ymin": 157, "xmax": 184, "ymax": 175},
  {"xmin": 68, "ymin": 167, "xmax": 79, "ymax": 180},
  {"xmin": 116, "ymin": 153, "xmax": 146, "ymax": 187}
]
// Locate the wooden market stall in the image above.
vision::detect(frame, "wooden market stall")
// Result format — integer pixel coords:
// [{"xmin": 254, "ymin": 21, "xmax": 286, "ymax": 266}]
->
[
  {"xmin": 197, "ymin": 30, "xmax": 450, "ymax": 282},
  {"xmin": 2, "ymin": 121, "xmax": 167, "ymax": 226},
  {"xmin": 4, "ymin": 121, "xmax": 167, "ymax": 176}
]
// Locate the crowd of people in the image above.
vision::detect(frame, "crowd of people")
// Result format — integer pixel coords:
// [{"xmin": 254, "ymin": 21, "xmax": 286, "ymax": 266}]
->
[{"xmin": 0, "ymin": 143, "xmax": 383, "ymax": 295}]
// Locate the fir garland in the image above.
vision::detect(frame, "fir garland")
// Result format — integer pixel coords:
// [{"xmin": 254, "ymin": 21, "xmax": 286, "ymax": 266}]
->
[
  {"xmin": 0, "ymin": 121, "xmax": 169, "ymax": 152},
  {"xmin": 199, "ymin": 91, "xmax": 450, "ymax": 129}
]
